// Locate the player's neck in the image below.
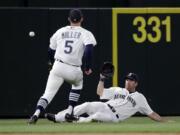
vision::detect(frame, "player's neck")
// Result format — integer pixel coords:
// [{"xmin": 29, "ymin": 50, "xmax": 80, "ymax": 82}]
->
[
  {"xmin": 127, "ymin": 88, "xmax": 136, "ymax": 93},
  {"xmin": 70, "ymin": 23, "xmax": 81, "ymax": 26}
]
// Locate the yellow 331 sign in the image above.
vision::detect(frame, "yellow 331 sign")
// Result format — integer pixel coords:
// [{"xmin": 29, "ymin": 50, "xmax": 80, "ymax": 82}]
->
[{"xmin": 133, "ymin": 16, "xmax": 171, "ymax": 43}]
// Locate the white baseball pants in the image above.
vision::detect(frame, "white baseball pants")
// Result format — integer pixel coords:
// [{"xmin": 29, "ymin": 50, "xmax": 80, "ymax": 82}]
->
[
  {"xmin": 41, "ymin": 61, "xmax": 83, "ymax": 103},
  {"xmin": 55, "ymin": 102, "xmax": 119, "ymax": 123}
]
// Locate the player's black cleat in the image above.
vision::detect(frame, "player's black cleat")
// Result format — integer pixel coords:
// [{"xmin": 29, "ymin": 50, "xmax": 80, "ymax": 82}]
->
[
  {"xmin": 45, "ymin": 113, "xmax": 56, "ymax": 123},
  {"xmin": 65, "ymin": 113, "xmax": 79, "ymax": 122},
  {"xmin": 28, "ymin": 115, "xmax": 38, "ymax": 124}
]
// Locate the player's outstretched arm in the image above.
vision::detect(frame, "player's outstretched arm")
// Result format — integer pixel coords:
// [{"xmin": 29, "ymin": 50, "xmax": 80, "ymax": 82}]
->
[
  {"xmin": 96, "ymin": 74, "xmax": 105, "ymax": 96},
  {"xmin": 97, "ymin": 62, "xmax": 114, "ymax": 96},
  {"xmin": 148, "ymin": 112, "xmax": 166, "ymax": 122}
]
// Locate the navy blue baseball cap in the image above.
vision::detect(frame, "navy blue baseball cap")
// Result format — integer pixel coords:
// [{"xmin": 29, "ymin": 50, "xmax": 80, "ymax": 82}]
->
[
  {"xmin": 125, "ymin": 73, "xmax": 139, "ymax": 82},
  {"xmin": 69, "ymin": 9, "xmax": 83, "ymax": 23}
]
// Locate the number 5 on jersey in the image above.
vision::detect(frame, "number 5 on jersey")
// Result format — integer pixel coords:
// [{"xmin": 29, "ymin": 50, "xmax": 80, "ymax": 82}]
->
[{"xmin": 64, "ymin": 40, "xmax": 73, "ymax": 54}]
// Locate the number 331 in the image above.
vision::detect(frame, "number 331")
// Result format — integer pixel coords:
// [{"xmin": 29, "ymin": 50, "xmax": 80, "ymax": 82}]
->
[{"xmin": 133, "ymin": 16, "xmax": 171, "ymax": 43}]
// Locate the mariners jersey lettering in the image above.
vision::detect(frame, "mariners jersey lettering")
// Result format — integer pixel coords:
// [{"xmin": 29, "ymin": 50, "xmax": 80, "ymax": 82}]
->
[{"xmin": 50, "ymin": 26, "xmax": 97, "ymax": 66}]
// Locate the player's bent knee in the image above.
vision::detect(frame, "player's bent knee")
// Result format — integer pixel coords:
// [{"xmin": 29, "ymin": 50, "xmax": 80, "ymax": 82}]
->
[{"xmin": 80, "ymin": 102, "xmax": 90, "ymax": 107}]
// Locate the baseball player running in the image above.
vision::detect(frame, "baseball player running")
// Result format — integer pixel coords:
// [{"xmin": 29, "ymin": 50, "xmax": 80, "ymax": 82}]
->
[
  {"xmin": 28, "ymin": 8, "xmax": 97, "ymax": 124},
  {"xmin": 45, "ymin": 72, "xmax": 165, "ymax": 123}
]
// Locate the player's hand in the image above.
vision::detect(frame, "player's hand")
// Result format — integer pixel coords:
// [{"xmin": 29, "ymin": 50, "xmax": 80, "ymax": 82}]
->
[
  {"xmin": 48, "ymin": 61, "xmax": 53, "ymax": 71},
  {"xmin": 84, "ymin": 68, "xmax": 92, "ymax": 75},
  {"xmin": 100, "ymin": 62, "xmax": 114, "ymax": 79}
]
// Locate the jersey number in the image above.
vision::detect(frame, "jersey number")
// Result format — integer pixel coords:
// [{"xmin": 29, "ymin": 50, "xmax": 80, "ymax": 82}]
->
[{"xmin": 64, "ymin": 40, "xmax": 73, "ymax": 54}]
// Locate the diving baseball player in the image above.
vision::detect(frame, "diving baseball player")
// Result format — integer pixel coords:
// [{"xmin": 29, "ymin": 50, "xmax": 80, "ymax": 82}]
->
[
  {"xmin": 45, "ymin": 73, "xmax": 165, "ymax": 123},
  {"xmin": 28, "ymin": 8, "xmax": 97, "ymax": 124}
]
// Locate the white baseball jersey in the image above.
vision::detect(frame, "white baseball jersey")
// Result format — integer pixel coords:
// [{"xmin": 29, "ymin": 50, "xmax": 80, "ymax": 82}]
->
[
  {"xmin": 106, "ymin": 89, "xmax": 153, "ymax": 121},
  {"xmin": 50, "ymin": 26, "xmax": 97, "ymax": 66}
]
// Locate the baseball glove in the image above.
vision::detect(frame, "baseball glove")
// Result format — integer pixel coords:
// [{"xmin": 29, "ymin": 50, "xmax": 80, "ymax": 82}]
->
[{"xmin": 100, "ymin": 61, "xmax": 114, "ymax": 78}]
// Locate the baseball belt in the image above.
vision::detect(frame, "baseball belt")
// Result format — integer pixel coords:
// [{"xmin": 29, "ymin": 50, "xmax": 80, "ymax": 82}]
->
[
  {"xmin": 107, "ymin": 104, "xmax": 119, "ymax": 119},
  {"xmin": 55, "ymin": 59, "xmax": 80, "ymax": 67}
]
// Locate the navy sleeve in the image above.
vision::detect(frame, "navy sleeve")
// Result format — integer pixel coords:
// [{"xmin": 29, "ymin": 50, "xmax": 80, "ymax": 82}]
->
[
  {"xmin": 83, "ymin": 44, "xmax": 94, "ymax": 70},
  {"xmin": 48, "ymin": 47, "xmax": 55, "ymax": 64}
]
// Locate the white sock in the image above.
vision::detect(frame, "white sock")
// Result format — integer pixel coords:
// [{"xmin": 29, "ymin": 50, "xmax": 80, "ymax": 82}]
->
[
  {"xmin": 34, "ymin": 109, "xmax": 40, "ymax": 117},
  {"xmin": 67, "ymin": 106, "xmax": 73, "ymax": 114}
]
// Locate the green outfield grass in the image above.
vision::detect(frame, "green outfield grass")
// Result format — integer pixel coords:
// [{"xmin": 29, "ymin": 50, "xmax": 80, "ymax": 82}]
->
[{"xmin": 0, "ymin": 116, "xmax": 180, "ymax": 133}]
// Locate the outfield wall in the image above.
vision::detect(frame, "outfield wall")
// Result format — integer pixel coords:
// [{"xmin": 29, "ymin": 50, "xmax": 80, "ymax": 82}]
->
[{"xmin": 0, "ymin": 8, "xmax": 180, "ymax": 117}]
